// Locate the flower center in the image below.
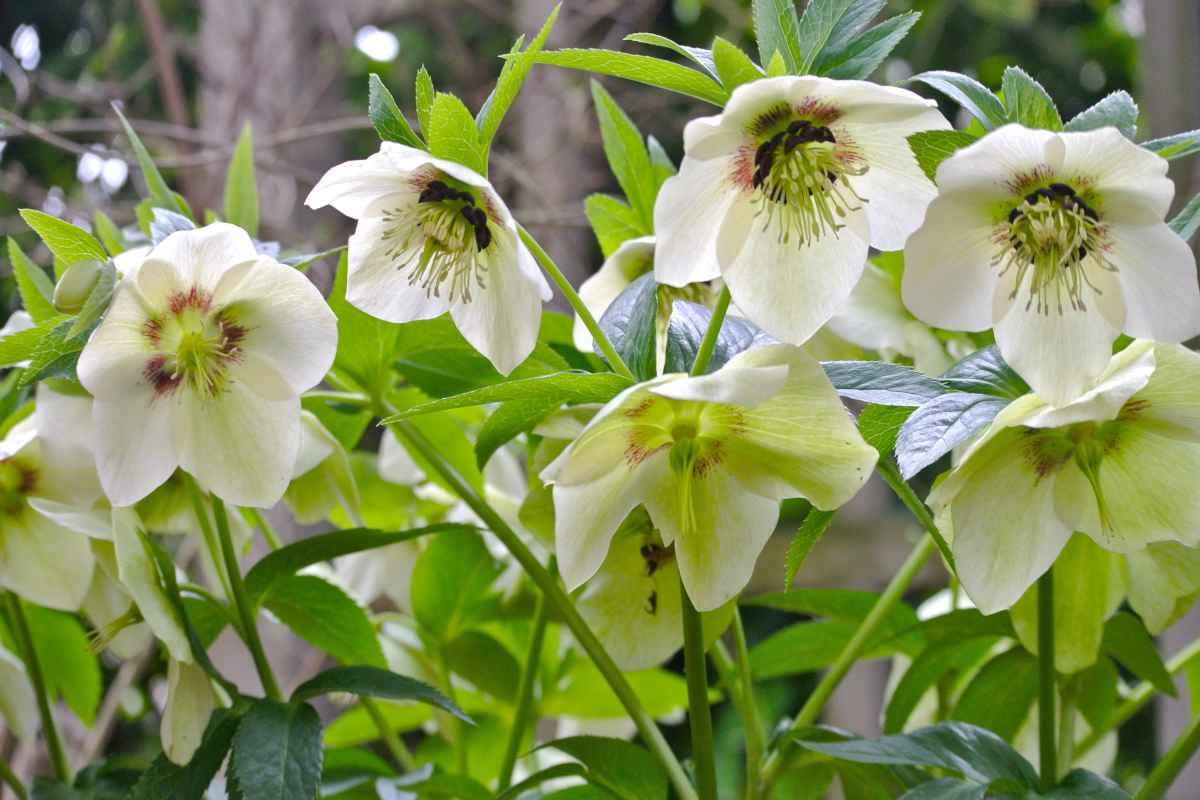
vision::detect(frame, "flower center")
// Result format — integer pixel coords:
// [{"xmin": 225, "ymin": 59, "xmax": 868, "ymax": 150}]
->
[
  {"xmin": 142, "ymin": 288, "xmax": 246, "ymax": 399},
  {"xmin": 0, "ymin": 458, "xmax": 35, "ymax": 516},
  {"xmin": 384, "ymin": 179, "xmax": 494, "ymax": 304},
  {"xmin": 993, "ymin": 182, "xmax": 1116, "ymax": 315},
  {"xmin": 750, "ymin": 119, "xmax": 867, "ymax": 247}
]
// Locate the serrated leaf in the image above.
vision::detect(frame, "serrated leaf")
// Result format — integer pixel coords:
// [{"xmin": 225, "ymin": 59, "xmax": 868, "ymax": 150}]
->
[
  {"xmin": 1000, "ymin": 66, "xmax": 1062, "ymax": 130},
  {"xmin": 856, "ymin": 404, "xmax": 914, "ymax": 457},
  {"xmin": 711, "ymin": 36, "xmax": 762, "ymax": 91},
  {"xmin": 813, "ymin": 12, "xmax": 921, "ymax": 81},
  {"xmin": 19, "ymin": 318, "xmax": 90, "ymax": 386},
  {"xmin": 884, "ymin": 636, "xmax": 999, "ymax": 734},
  {"xmin": 231, "ymin": 700, "xmax": 323, "ymax": 800},
  {"xmin": 908, "ymin": 71, "xmax": 1007, "ymax": 130},
  {"xmin": 662, "ymin": 301, "xmax": 775, "ymax": 375},
  {"xmin": 25, "ymin": 604, "xmax": 102, "ymax": 725},
  {"xmin": 415, "ymin": 67, "xmax": 435, "ymax": 139},
  {"xmin": 66, "ymin": 260, "xmax": 117, "ymax": 338},
  {"xmin": 1141, "ymin": 129, "xmax": 1200, "ymax": 160},
  {"xmin": 939, "ymin": 345, "xmax": 1029, "ymax": 399},
  {"xmin": 478, "ymin": 6, "xmax": 559, "ymax": 149},
  {"xmin": 410, "ymin": 528, "xmax": 502, "ymax": 641},
  {"xmin": 1064, "ymin": 91, "xmax": 1139, "ymax": 140},
  {"xmin": 784, "ymin": 508, "xmax": 834, "ymax": 589},
  {"xmin": 91, "ymin": 210, "xmax": 126, "ymax": 256},
  {"xmin": 7, "ymin": 237, "xmax": 56, "ymax": 322},
  {"xmin": 367, "ymin": 74, "xmax": 423, "ymax": 149},
  {"xmin": 531, "ymin": 49, "xmax": 727, "ymax": 106},
  {"xmin": 292, "ymin": 666, "xmax": 469, "ymax": 721},
  {"xmin": 624, "ymin": 33, "xmax": 719, "ymax": 81},
  {"xmin": 907, "ymin": 130, "xmax": 980, "ymax": 182},
  {"xmin": 540, "ymin": 737, "xmax": 667, "ymax": 800},
  {"xmin": 795, "ymin": 0, "xmax": 882, "ymax": 74},
  {"xmin": 381, "ymin": 371, "xmax": 631, "ymax": 423},
  {"xmin": 1101, "ymin": 612, "xmax": 1175, "ymax": 697},
  {"xmin": 476, "ymin": 396, "xmax": 560, "ymax": 467},
  {"xmin": 584, "ymin": 194, "xmax": 647, "ymax": 257},
  {"xmin": 428, "ymin": 92, "xmax": 487, "ymax": 175},
  {"xmin": 262, "ymin": 574, "xmax": 386, "ymax": 667},
  {"xmin": 950, "ymin": 647, "xmax": 1038, "ymax": 740},
  {"xmin": 0, "ymin": 314, "xmax": 67, "ymax": 368},
  {"xmin": 112, "ymin": 103, "xmax": 189, "ymax": 217},
  {"xmin": 222, "ymin": 123, "xmax": 260, "ymax": 236},
  {"xmin": 129, "ymin": 708, "xmax": 242, "ymax": 800},
  {"xmin": 18, "ymin": 210, "xmax": 107, "ymax": 266},
  {"xmin": 596, "ymin": 272, "xmax": 658, "ymax": 381},
  {"xmin": 1169, "ymin": 192, "xmax": 1200, "ymax": 242},
  {"xmin": 591, "ymin": 81, "xmax": 657, "ymax": 230},
  {"xmin": 821, "ymin": 360, "xmax": 945, "ymax": 406},
  {"xmin": 753, "ymin": 0, "xmax": 803, "ymax": 73},
  {"xmin": 148, "ymin": 208, "xmax": 196, "ymax": 245},
  {"xmin": 895, "ymin": 392, "xmax": 1008, "ymax": 479}
]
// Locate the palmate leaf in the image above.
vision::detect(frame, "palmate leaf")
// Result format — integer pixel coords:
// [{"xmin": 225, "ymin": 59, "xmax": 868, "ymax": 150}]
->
[
  {"xmin": 428, "ymin": 92, "xmax": 487, "ymax": 176},
  {"xmin": 711, "ymin": 37, "xmax": 762, "ymax": 91},
  {"xmin": 261, "ymin": 574, "xmax": 386, "ymax": 667},
  {"xmin": 1000, "ymin": 66, "xmax": 1062, "ymax": 131},
  {"xmin": 662, "ymin": 300, "xmax": 776, "ymax": 375},
  {"xmin": 821, "ymin": 360, "xmax": 945, "ymax": 406},
  {"xmin": 584, "ymin": 193, "xmax": 647, "ymax": 258},
  {"xmin": 895, "ymin": 391, "xmax": 1008, "ymax": 478},
  {"xmin": 597, "ymin": 272, "xmax": 658, "ymax": 381},
  {"xmin": 752, "ymin": 0, "xmax": 803, "ymax": 73},
  {"xmin": 813, "ymin": 11, "xmax": 921, "ymax": 81}
]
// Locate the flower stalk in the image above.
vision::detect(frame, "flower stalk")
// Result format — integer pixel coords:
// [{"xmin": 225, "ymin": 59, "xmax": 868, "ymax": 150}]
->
[
  {"xmin": 498, "ymin": 571, "xmax": 552, "ymax": 790},
  {"xmin": 1135, "ymin": 707, "xmax": 1200, "ymax": 800},
  {"xmin": 4, "ymin": 591, "xmax": 71, "ymax": 783},
  {"xmin": 733, "ymin": 610, "xmax": 766, "ymax": 800},
  {"xmin": 1037, "ymin": 567, "xmax": 1057, "ymax": 791},
  {"xmin": 682, "ymin": 585, "xmax": 718, "ymax": 800}
]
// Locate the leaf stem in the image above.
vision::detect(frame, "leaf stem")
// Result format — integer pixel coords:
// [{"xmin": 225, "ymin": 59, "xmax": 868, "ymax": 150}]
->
[
  {"xmin": 682, "ymin": 582, "xmax": 718, "ymax": 800},
  {"xmin": 517, "ymin": 224, "xmax": 635, "ymax": 380},
  {"xmin": 758, "ymin": 535, "xmax": 935, "ymax": 791},
  {"xmin": 362, "ymin": 696, "xmax": 417, "ymax": 773},
  {"xmin": 875, "ymin": 458, "xmax": 955, "ymax": 571},
  {"xmin": 210, "ymin": 496, "xmax": 283, "ymax": 702},
  {"xmin": 1135, "ymin": 705, "xmax": 1200, "ymax": 800},
  {"xmin": 4, "ymin": 592, "xmax": 71, "ymax": 783},
  {"xmin": 436, "ymin": 644, "xmax": 469, "ymax": 775},
  {"xmin": 689, "ymin": 286, "xmax": 732, "ymax": 376},
  {"xmin": 185, "ymin": 479, "xmax": 235, "ymax": 602},
  {"xmin": 498, "ymin": 567, "xmax": 552, "ymax": 790},
  {"xmin": 246, "ymin": 507, "xmax": 283, "ymax": 551},
  {"xmin": 733, "ymin": 610, "xmax": 766, "ymax": 800},
  {"xmin": 0, "ymin": 752, "xmax": 27, "ymax": 800},
  {"xmin": 1037, "ymin": 566, "xmax": 1057, "ymax": 791}
]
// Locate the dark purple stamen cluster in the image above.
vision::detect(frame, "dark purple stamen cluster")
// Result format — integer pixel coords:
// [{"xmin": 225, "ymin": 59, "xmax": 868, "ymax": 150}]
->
[
  {"xmin": 419, "ymin": 179, "xmax": 492, "ymax": 251},
  {"xmin": 1007, "ymin": 182, "xmax": 1099, "ymax": 261},
  {"xmin": 753, "ymin": 120, "xmax": 837, "ymax": 189}
]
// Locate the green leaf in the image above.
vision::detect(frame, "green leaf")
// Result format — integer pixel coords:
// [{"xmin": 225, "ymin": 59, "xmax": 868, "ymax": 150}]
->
[
  {"xmin": 0, "ymin": 314, "xmax": 66, "ymax": 368},
  {"xmin": 1101, "ymin": 612, "xmax": 1175, "ymax": 697},
  {"xmin": 66, "ymin": 260, "xmax": 117, "ymax": 338},
  {"xmin": 899, "ymin": 778, "xmax": 987, "ymax": 799},
  {"xmin": 908, "ymin": 71, "xmax": 1007, "ymax": 130},
  {"xmin": 91, "ymin": 210, "xmax": 126, "ymax": 256},
  {"xmin": 428, "ymin": 92, "xmax": 487, "ymax": 175},
  {"xmin": 1044, "ymin": 769, "xmax": 1132, "ymax": 799},
  {"xmin": 813, "ymin": 12, "xmax": 921, "ymax": 81},
  {"xmin": 939, "ymin": 345, "xmax": 1030, "ymax": 399},
  {"xmin": 784, "ymin": 508, "xmax": 834, "ymax": 589},
  {"xmin": 895, "ymin": 392, "xmax": 1008, "ymax": 479},
  {"xmin": 623, "ymin": 33, "xmax": 719, "ymax": 81},
  {"xmin": 752, "ymin": 0, "xmax": 803, "ymax": 73},
  {"xmin": 292, "ymin": 665, "xmax": 470, "ymax": 721},
  {"xmin": 750, "ymin": 620, "xmax": 899, "ymax": 679},
  {"xmin": 7, "ymin": 237, "xmax": 57, "ymax": 322},
  {"xmin": 475, "ymin": 396, "xmax": 560, "ymax": 467},
  {"xmin": 324, "ymin": 701, "xmax": 433, "ymax": 747},
  {"xmin": 584, "ymin": 194, "xmax": 647, "ymax": 257},
  {"xmin": 444, "ymin": 630, "xmax": 522, "ymax": 703},
  {"xmin": 1075, "ymin": 658, "xmax": 1119, "ymax": 732},
  {"xmin": 540, "ymin": 736, "xmax": 667, "ymax": 800},
  {"xmin": 1169, "ymin": 192, "xmax": 1200, "ymax": 243},
  {"xmin": 24, "ymin": 604, "xmax": 101, "ymax": 725},
  {"xmin": 231, "ymin": 700, "xmax": 323, "ymax": 800},
  {"xmin": 530, "ymin": 49, "xmax": 728, "ymax": 106},
  {"xmin": 1000, "ymin": 66, "xmax": 1062, "ymax": 130},
  {"xmin": 822, "ymin": 360, "xmax": 945, "ymax": 406},
  {"xmin": 765, "ymin": 50, "xmax": 788, "ymax": 77},
  {"xmin": 129, "ymin": 708, "xmax": 242, "ymax": 800},
  {"xmin": 282, "ymin": 245, "xmax": 345, "ymax": 272},
  {"xmin": 112, "ymin": 103, "xmax": 190, "ymax": 217},
  {"xmin": 907, "ymin": 130, "xmax": 980, "ymax": 182},
  {"xmin": 367, "ymin": 73, "xmax": 424, "ymax": 149},
  {"xmin": 222, "ymin": 123, "xmax": 260, "ymax": 236},
  {"xmin": 387, "ymin": 390, "xmax": 486, "ymax": 494},
  {"xmin": 596, "ymin": 272, "xmax": 658, "ymax": 381},
  {"xmin": 590, "ymin": 81, "xmax": 657, "ymax": 230},
  {"xmin": 884, "ymin": 637, "xmax": 999, "ymax": 734},
  {"xmin": 541, "ymin": 664, "xmax": 690, "ymax": 720},
  {"xmin": 415, "ymin": 67, "xmax": 435, "ymax": 139},
  {"xmin": 382, "ymin": 371, "xmax": 630, "ymax": 423},
  {"xmin": 329, "ymin": 251, "xmax": 399, "ymax": 399},
  {"xmin": 410, "ymin": 528, "xmax": 502, "ymax": 642},
  {"xmin": 795, "ymin": 0, "xmax": 882, "ymax": 75},
  {"xmin": 261, "ymin": 574, "xmax": 386, "ymax": 667},
  {"xmin": 711, "ymin": 37, "xmax": 762, "ymax": 91},
  {"xmin": 243, "ymin": 524, "xmax": 456, "ymax": 601},
  {"xmin": 1064, "ymin": 91, "xmax": 1139, "ymax": 140},
  {"xmin": 20, "ymin": 318, "xmax": 91, "ymax": 386},
  {"xmin": 950, "ymin": 647, "xmax": 1039, "ymax": 740},
  {"xmin": 856, "ymin": 404, "xmax": 914, "ymax": 458},
  {"xmin": 1141, "ymin": 130, "xmax": 1200, "ymax": 160},
  {"xmin": 662, "ymin": 301, "xmax": 775, "ymax": 375},
  {"xmin": 747, "ymin": 588, "xmax": 921, "ymax": 652},
  {"xmin": 18, "ymin": 210, "xmax": 107, "ymax": 266},
  {"xmin": 497, "ymin": 764, "xmax": 591, "ymax": 800},
  {"xmin": 477, "ymin": 5, "xmax": 559, "ymax": 149}
]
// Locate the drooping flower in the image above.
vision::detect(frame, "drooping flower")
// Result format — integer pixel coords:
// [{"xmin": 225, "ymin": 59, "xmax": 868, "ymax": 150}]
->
[
  {"xmin": 929, "ymin": 341, "xmax": 1200, "ymax": 613},
  {"xmin": 77, "ymin": 223, "xmax": 338, "ymax": 508},
  {"xmin": 306, "ymin": 143, "xmax": 552, "ymax": 374},
  {"xmin": 903, "ymin": 124, "xmax": 1200, "ymax": 406},
  {"xmin": 542, "ymin": 344, "xmax": 877, "ymax": 611},
  {"xmin": 654, "ymin": 76, "xmax": 950, "ymax": 345},
  {"xmin": 0, "ymin": 641, "xmax": 38, "ymax": 741}
]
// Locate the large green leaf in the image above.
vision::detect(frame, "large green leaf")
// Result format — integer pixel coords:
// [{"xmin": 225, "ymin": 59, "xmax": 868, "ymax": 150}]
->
[
  {"xmin": 230, "ymin": 700, "xmax": 323, "ymax": 800},
  {"xmin": 112, "ymin": 103, "xmax": 190, "ymax": 217},
  {"xmin": 477, "ymin": 6, "xmax": 559, "ymax": 149},
  {"xmin": 591, "ymin": 81, "xmax": 657, "ymax": 230},
  {"xmin": 711, "ymin": 36, "xmax": 762, "ymax": 92},
  {"xmin": 129, "ymin": 708, "xmax": 242, "ymax": 800},
  {"xmin": 750, "ymin": 620, "xmax": 898, "ymax": 679},
  {"xmin": 292, "ymin": 665, "xmax": 469, "ymax": 720},
  {"xmin": 938, "ymin": 345, "xmax": 1030, "ymax": 399},
  {"xmin": 475, "ymin": 396, "xmax": 561, "ymax": 467},
  {"xmin": 822, "ymin": 360, "xmax": 945, "ymax": 406},
  {"xmin": 540, "ymin": 737, "xmax": 667, "ymax": 800},
  {"xmin": 584, "ymin": 193, "xmax": 648, "ymax": 257},
  {"xmin": 784, "ymin": 508, "xmax": 834, "ymax": 589},
  {"xmin": 410, "ymin": 528, "xmax": 502, "ymax": 642},
  {"xmin": 752, "ymin": 0, "xmax": 803, "ymax": 73},
  {"xmin": 856, "ymin": 403, "xmax": 915, "ymax": 458},
  {"xmin": 329, "ymin": 251, "xmax": 398, "ymax": 399},
  {"xmin": 222, "ymin": 123, "xmax": 259, "ymax": 236},
  {"xmin": 895, "ymin": 392, "xmax": 1008, "ymax": 479},
  {"xmin": 1064, "ymin": 91, "xmax": 1139, "ymax": 139},
  {"xmin": 813, "ymin": 11, "xmax": 920, "ymax": 80},
  {"xmin": 381, "ymin": 371, "xmax": 631, "ymax": 423},
  {"xmin": 907, "ymin": 130, "xmax": 980, "ymax": 182},
  {"xmin": 19, "ymin": 318, "xmax": 91, "ymax": 386},
  {"xmin": 747, "ymin": 589, "xmax": 922, "ymax": 652},
  {"xmin": 662, "ymin": 301, "xmax": 774, "ymax": 375},
  {"xmin": 1101, "ymin": 612, "xmax": 1175, "ymax": 696},
  {"xmin": 794, "ymin": 0, "xmax": 880, "ymax": 75},
  {"xmin": 18, "ymin": 210, "xmax": 107, "ymax": 266},
  {"xmin": 367, "ymin": 73, "xmax": 423, "ymax": 149},
  {"xmin": 25, "ymin": 604, "xmax": 101, "ymax": 725},
  {"xmin": 908, "ymin": 71, "xmax": 1007, "ymax": 130},
  {"xmin": 428, "ymin": 92, "xmax": 487, "ymax": 175},
  {"xmin": 950, "ymin": 647, "xmax": 1038, "ymax": 741},
  {"xmin": 884, "ymin": 637, "xmax": 998, "ymax": 734},
  {"xmin": 596, "ymin": 272, "xmax": 658, "ymax": 381},
  {"xmin": 261, "ymin": 574, "xmax": 386, "ymax": 667},
  {"xmin": 1000, "ymin": 66, "xmax": 1062, "ymax": 131},
  {"xmin": 530, "ymin": 49, "xmax": 727, "ymax": 106},
  {"xmin": 7, "ymin": 237, "xmax": 57, "ymax": 322}
]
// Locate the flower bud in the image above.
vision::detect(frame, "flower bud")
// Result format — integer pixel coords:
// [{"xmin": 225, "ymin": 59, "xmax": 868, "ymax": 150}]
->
[{"xmin": 53, "ymin": 259, "xmax": 103, "ymax": 314}]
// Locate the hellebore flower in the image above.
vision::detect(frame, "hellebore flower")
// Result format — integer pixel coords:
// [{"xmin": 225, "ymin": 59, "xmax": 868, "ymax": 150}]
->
[
  {"xmin": 904, "ymin": 124, "xmax": 1200, "ymax": 405},
  {"xmin": 542, "ymin": 344, "xmax": 877, "ymax": 611},
  {"xmin": 78, "ymin": 223, "xmax": 338, "ymax": 508},
  {"xmin": 306, "ymin": 143, "xmax": 552, "ymax": 374},
  {"xmin": 654, "ymin": 76, "xmax": 949, "ymax": 345}
]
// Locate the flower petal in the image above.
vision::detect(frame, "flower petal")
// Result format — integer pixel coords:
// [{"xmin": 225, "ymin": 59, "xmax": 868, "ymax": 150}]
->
[
  {"xmin": 1132, "ymin": 343, "xmax": 1200, "ymax": 441},
  {"xmin": 1106, "ymin": 222, "xmax": 1200, "ymax": 342},
  {"xmin": 143, "ymin": 223, "xmax": 259, "ymax": 296},
  {"xmin": 648, "ymin": 364, "xmax": 789, "ymax": 407},
  {"xmin": 77, "ymin": 278, "xmax": 156, "ymax": 399},
  {"xmin": 305, "ymin": 147, "xmax": 414, "ymax": 218},
  {"xmin": 0, "ymin": 510, "xmax": 94, "ymax": 610},
  {"xmin": 1058, "ymin": 127, "xmax": 1173, "ymax": 224},
  {"xmin": 654, "ymin": 155, "xmax": 741, "ymax": 287},
  {"xmin": 378, "ymin": 429, "xmax": 424, "ymax": 485},
  {"xmin": 934, "ymin": 123, "xmax": 1062, "ymax": 197},
  {"xmin": 344, "ymin": 203, "xmax": 451, "ymax": 324},
  {"xmin": 1126, "ymin": 542, "xmax": 1200, "ymax": 634},
  {"xmin": 81, "ymin": 564, "xmax": 152, "ymax": 659},
  {"xmin": 112, "ymin": 507, "xmax": 191, "ymax": 662},
  {"xmin": 162, "ymin": 658, "xmax": 218, "ymax": 765},
  {"xmin": 575, "ymin": 236, "xmax": 656, "ymax": 351},
  {"xmin": 0, "ymin": 642, "xmax": 38, "ymax": 741},
  {"xmin": 1018, "ymin": 340, "xmax": 1155, "ymax": 427},
  {"xmin": 92, "ymin": 389, "xmax": 179, "ymax": 507},
  {"xmin": 27, "ymin": 498, "xmax": 112, "ymax": 539}
]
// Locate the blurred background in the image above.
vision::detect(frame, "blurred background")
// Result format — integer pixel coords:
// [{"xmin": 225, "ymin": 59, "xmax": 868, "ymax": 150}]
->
[{"xmin": 0, "ymin": 1, "xmax": 1198, "ymax": 797}]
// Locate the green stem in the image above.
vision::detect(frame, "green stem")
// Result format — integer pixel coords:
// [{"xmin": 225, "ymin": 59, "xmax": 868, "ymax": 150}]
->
[
  {"xmin": 517, "ymin": 224, "xmax": 635, "ymax": 380},
  {"xmin": 682, "ymin": 582, "xmax": 718, "ymax": 800},
  {"xmin": 1037, "ymin": 567, "xmax": 1057, "ymax": 791},
  {"xmin": 210, "ymin": 497, "xmax": 283, "ymax": 702},
  {"xmin": 1136, "ymin": 709, "xmax": 1200, "ymax": 800},
  {"xmin": 246, "ymin": 507, "xmax": 283, "ymax": 551},
  {"xmin": 185, "ymin": 480, "xmax": 235, "ymax": 602},
  {"xmin": 361, "ymin": 696, "xmax": 417, "ymax": 773},
  {"xmin": 0, "ymin": 753, "xmax": 27, "ymax": 800},
  {"xmin": 1057, "ymin": 677, "xmax": 1077, "ymax": 774},
  {"xmin": 759, "ymin": 535, "xmax": 936, "ymax": 791},
  {"xmin": 4, "ymin": 592, "xmax": 71, "ymax": 783},
  {"xmin": 498, "ymin": 573, "xmax": 552, "ymax": 790},
  {"xmin": 384, "ymin": 417, "xmax": 697, "ymax": 800},
  {"xmin": 876, "ymin": 459, "xmax": 955, "ymax": 571},
  {"xmin": 689, "ymin": 287, "xmax": 732, "ymax": 376},
  {"xmin": 302, "ymin": 390, "xmax": 372, "ymax": 408},
  {"xmin": 436, "ymin": 646, "xmax": 469, "ymax": 775},
  {"xmin": 733, "ymin": 610, "xmax": 766, "ymax": 800}
]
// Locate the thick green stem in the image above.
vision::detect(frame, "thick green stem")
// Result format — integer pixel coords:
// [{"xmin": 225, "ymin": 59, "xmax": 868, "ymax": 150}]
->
[
  {"xmin": 498, "ymin": 576, "xmax": 552, "ymax": 790},
  {"xmin": 689, "ymin": 287, "xmax": 732, "ymax": 377},
  {"xmin": 210, "ymin": 497, "xmax": 283, "ymax": 702},
  {"xmin": 733, "ymin": 610, "xmax": 766, "ymax": 800},
  {"xmin": 0, "ymin": 753, "xmax": 27, "ymax": 800},
  {"xmin": 385, "ymin": 417, "xmax": 697, "ymax": 800},
  {"xmin": 185, "ymin": 479, "xmax": 235, "ymax": 601},
  {"xmin": 1136, "ymin": 710, "xmax": 1200, "ymax": 800},
  {"xmin": 1037, "ymin": 567, "xmax": 1057, "ymax": 791},
  {"xmin": 517, "ymin": 225, "xmax": 635, "ymax": 380},
  {"xmin": 5, "ymin": 592, "xmax": 71, "ymax": 783},
  {"xmin": 759, "ymin": 535, "xmax": 935, "ymax": 790},
  {"xmin": 682, "ymin": 583, "xmax": 718, "ymax": 800},
  {"xmin": 362, "ymin": 697, "xmax": 417, "ymax": 772}
]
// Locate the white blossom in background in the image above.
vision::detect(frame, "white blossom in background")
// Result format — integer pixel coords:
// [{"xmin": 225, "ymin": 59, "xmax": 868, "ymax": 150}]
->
[
  {"xmin": 306, "ymin": 143, "xmax": 552, "ymax": 374},
  {"xmin": 904, "ymin": 124, "xmax": 1200, "ymax": 406},
  {"xmin": 78, "ymin": 223, "xmax": 338, "ymax": 508},
  {"xmin": 654, "ymin": 76, "xmax": 949, "ymax": 345}
]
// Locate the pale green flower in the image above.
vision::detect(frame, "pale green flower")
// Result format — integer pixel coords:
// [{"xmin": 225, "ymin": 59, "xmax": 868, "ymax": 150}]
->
[
  {"xmin": 0, "ymin": 641, "xmax": 38, "ymax": 742},
  {"xmin": 161, "ymin": 657, "xmax": 219, "ymax": 765},
  {"xmin": 542, "ymin": 344, "xmax": 876, "ymax": 611}
]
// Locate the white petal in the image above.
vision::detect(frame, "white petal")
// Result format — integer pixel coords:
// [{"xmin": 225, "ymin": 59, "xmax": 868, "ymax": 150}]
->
[
  {"xmin": 827, "ymin": 263, "xmax": 911, "ymax": 353},
  {"xmin": 212, "ymin": 256, "xmax": 338, "ymax": 394},
  {"xmin": 305, "ymin": 147, "xmax": 415, "ymax": 218},
  {"xmin": 0, "ymin": 643, "xmax": 38, "ymax": 741},
  {"xmin": 27, "ymin": 498, "xmax": 112, "ymax": 539},
  {"xmin": 76, "ymin": 277, "xmax": 156, "ymax": 399},
  {"xmin": 112, "ymin": 507, "xmax": 191, "ymax": 662},
  {"xmin": 648, "ymin": 364, "xmax": 789, "ymax": 407},
  {"xmin": 1126, "ymin": 542, "xmax": 1200, "ymax": 634},
  {"xmin": 1133, "ymin": 343, "xmax": 1200, "ymax": 441},
  {"xmin": 378, "ymin": 429, "xmax": 424, "ymax": 485},
  {"xmin": 345, "ymin": 206, "xmax": 450, "ymax": 324},
  {"xmin": 1019, "ymin": 340, "xmax": 1155, "ymax": 427},
  {"xmin": 35, "ymin": 384, "xmax": 95, "ymax": 456},
  {"xmin": 176, "ymin": 383, "xmax": 299, "ymax": 508},
  {"xmin": 1106, "ymin": 222, "xmax": 1200, "ymax": 342},
  {"xmin": 575, "ymin": 236, "xmax": 656, "ymax": 351},
  {"xmin": 337, "ymin": 542, "xmax": 421, "ymax": 611},
  {"xmin": 0, "ymin": 417, "xmax": 37, "ymax": 460},
  {"xmin": 143, "ymin": 222, "xmax": 259, "ymax": 295},
  {"xmin": 934, "ymin": 124, "xmax": 1062, "ymax": 197},
  {"xmin": 92, "ymin": 390, "xmax": 178, "ymax": 507},
  {"xmin": 1058, "ymin": 128, "xmax": 1173, "ymax": 223},
  {"xmin": 112, "ymin": 245, "xmax": 151, "ymax": 280},
  {"xmin": 0, "ymin": 510, "xmax": 94, "ymax": 610},
  {"xmin": 654, "ymin": 155, "xmax": 741, "ymax": 287},
  {"xmin": 162, "ymin": 658, "xmax": 217, "ymax": 765},
  {"xmin": 293, "ymin": 411, "xmax": 336, "ymax": 479}
]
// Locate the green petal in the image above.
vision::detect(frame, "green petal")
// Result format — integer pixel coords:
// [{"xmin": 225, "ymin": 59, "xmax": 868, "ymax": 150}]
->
[
  {"xmin": 161, "ymin": 658, "xmax": 218, "ymax": 765},
  {"xmin": 1132, "ymin": 342, "xmax": 1200, "ymax": 442},
  {"xmin": 112, "ymin": 507, "xmax": 192, "ymax": 663},
  {"xmin": 1126, "ymin": 542, "xmax": 1200, "ymax": 633}
]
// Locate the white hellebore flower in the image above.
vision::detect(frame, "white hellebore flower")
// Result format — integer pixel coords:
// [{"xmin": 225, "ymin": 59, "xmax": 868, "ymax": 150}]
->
[
  {"xmin": 904, "ymin": 124, "xmax": 1200, "ymax": 406},
  {"xmin": 306, "ymin": 143, "xmax": 552, "ymax": 374},
  {"xmin": 78, "ymin": 223, "xmax": 338, "ymax": 508},
  {"xmin": 542, "ymin": 344, "xmax": 877, "ymax": 611},
  {"xmin": 929, "ymin": 341, "xmax": 1200, "ymax": 614},
  {"xmin": 654, "ymin": 76, "xmax": 949, "ymax": 345}
]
